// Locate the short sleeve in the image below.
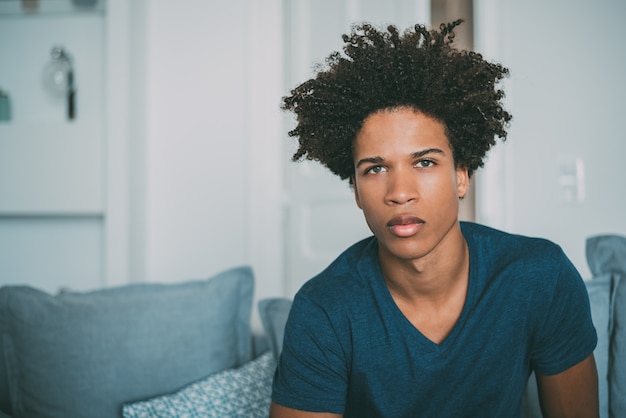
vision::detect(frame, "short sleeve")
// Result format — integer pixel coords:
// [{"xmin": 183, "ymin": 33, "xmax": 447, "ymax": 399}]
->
[
  {"xmin": 271, "ymin": 293, "xmax": 349, "ymax": 414},
  {"xmin": 531, "ymin": 251, "xmax": 598, "ymax": 375}
]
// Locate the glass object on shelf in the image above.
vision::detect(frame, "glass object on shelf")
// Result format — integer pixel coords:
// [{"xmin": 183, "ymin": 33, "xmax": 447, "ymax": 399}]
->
[{"xmin": 0, "ymin": 88, "xmax": 11, "ymax": 122}]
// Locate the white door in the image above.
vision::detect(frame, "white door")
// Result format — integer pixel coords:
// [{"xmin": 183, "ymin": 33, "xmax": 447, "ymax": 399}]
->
[{"xmin": 282, "ymin": 0, "xmax": 430, "ymax": 296}]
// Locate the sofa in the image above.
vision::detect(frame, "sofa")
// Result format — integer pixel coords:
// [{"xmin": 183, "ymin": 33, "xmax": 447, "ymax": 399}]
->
[
  {"xmin": 1, "ymin": 234, "xmax": 624, "ymax": 418},
  {"xmin": 0, "ymin": 266, "xmax": 276, "ymax": 418}
]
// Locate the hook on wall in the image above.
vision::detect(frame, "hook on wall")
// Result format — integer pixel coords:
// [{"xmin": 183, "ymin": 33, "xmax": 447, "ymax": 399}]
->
[{"xmin": 43, "ymin": 46, "xmax": 76, "ymax": 120}]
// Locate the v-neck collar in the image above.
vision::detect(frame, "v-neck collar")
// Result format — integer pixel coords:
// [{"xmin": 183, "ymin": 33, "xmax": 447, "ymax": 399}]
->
[{"xmin": 359, "ymin": 229, "xmax": 477, "ymax": 353}]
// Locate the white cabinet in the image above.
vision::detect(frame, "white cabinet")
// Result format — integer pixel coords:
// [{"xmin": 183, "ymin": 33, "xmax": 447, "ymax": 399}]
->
[{"xmin": 0, "ymin": 6, "xmax": 106, "ymax": 291}]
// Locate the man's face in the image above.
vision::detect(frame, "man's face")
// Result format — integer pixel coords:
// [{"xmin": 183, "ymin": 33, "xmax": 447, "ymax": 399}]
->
[{"xmin": 352, "ymin": 107, "xmax": 468, "ymax": 264}]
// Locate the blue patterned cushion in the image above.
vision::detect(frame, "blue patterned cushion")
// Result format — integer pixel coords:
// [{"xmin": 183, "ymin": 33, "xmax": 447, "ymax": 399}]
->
[{"xmin": 123, "ymin": 352, "xmax": 275, "ymax": 418}]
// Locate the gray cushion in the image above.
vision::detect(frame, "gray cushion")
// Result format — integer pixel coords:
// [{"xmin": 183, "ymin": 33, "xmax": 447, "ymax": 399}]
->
[
  {"xmin": 612, "ymin": 274, "xmax": 626, "ymax": 417},
  {"xmin": 0, "ymin": 334, "xmax": 9, "ymax": 415},
  {"xmin": 587, "ymin": 234, "xmax": 626, "ymax": 418},
  {"xmin": 586, "ymin": 275, "xmax": 612, "ymax": 418},
  {"xmin": 586, "ymin": 234, "xmax": 626, "ymax": 277},
  {"xmin": 122, "ymin": 351, "xmax": 275, "ymax": 418},
  {"xmin": 0, "ymin": 266, "xmax": 254, "ymax": 418},
  {"xmin": 258, "ymin": 298, "xmax": 292, "ymax": 362}
]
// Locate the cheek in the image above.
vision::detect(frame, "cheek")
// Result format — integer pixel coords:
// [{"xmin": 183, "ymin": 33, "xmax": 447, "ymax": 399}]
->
[
  {"xmin": 424, "ymin": 175, "xmax": 454, "ymax": 194},
  {"xmin": 422, "ymin": 174, "xmax": 462, "ymax": 204},
  {"xmin": 353, "ymin": 179, "xmax": 380, "ymax": 210},
  {"xmin": 353, "ymin": 183, "xmax": 364, "ymax": 209},
  {"xmin": 355, "ymin": 193, "xmax": 376, "ymax": 215},
  {"xmin": 354, "ymin": 190, "xmax": 382, "ymax": 222}
]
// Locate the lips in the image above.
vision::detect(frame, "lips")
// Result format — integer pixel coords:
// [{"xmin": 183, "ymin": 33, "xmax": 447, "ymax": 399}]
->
[
  {"xmin": 387, "ymin": 215, "xmax": 424, "ymax": 227},
  {"xmin": 387, "ymin": 215, "xmax": 424, "ymax": 237}
]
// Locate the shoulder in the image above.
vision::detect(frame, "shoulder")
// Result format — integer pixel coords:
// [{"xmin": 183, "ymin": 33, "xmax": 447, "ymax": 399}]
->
[
  {"xmin": 462, "ymin": 222, "xmax": 583, "ymax": 305},
  {"xmin": 274, "ymin": 239, "xmax": 380, "ymax": 409},
  {"xmin": 461, "ymin": 221, "xmax": 567, "ymax": 272},
  {"xmin": 462, "ymin": 224, "xmax": 595, "ymax": 372},
  {"xmin": 297, "ymin": 236, "xmax": 377, "ymax": 303},
  {"xmin": 461, "ymin": 221, "xmax": 559, "ymax": 252},
  {"xmin": 285, "ymin": 236, "xmax": 379, "ymax": 345}
]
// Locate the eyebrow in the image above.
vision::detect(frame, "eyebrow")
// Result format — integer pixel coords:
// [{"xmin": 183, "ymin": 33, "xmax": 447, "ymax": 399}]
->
[{"xmin": 355, "ymin": 148, "xmax": 445, "ymax": 168}]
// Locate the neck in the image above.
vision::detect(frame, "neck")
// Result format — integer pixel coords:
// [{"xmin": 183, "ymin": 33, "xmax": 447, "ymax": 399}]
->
[
  {"xmin": 379, "ymin": 225, "xmax": 470, "ymax": 344},
  {"xmin": 380, "ymin": 224, "xmax": 469, "ymax": 304}
]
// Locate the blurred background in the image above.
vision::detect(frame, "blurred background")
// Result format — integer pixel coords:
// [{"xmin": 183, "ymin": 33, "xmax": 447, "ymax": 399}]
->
[{"xmin": 0, "ymin": 0, "xmax": 624, "ymax": 312}]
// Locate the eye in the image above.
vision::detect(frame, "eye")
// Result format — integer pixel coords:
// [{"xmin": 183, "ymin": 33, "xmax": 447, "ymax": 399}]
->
[
  {"xmin": 364, "ymin": 165, "xmax": 387, "ymax": 175},
  {"xmin": 415, "ymin": 159, "xmax": 435, "ymax": 168}
]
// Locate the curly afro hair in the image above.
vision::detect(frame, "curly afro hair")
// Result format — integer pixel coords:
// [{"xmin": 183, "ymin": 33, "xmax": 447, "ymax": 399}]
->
[{"xmin": 282, "ymin": 19, "xmax": 511, "ymax": 181}]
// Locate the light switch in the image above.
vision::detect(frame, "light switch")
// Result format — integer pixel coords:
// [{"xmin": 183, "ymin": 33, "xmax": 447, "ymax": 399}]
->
[{"xmin": 558, "ymin": 155, "xmax": 585, "ymax": 203}]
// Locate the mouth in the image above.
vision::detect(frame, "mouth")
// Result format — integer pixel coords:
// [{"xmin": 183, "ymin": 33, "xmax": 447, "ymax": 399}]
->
[{"xmin": 386, "ymin": 215, "xmax": 424, "ymax": 237}]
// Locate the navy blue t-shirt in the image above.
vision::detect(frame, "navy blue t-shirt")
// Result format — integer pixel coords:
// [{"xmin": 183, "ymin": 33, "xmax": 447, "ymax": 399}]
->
[{"xmin": 272, "ymin": 222, "xmax": 597, "ymax": 417}]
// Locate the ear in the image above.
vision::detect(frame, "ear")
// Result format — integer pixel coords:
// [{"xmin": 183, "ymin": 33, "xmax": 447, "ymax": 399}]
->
[
  {"xmin": 456, "ymin": 167, "xmax": 469, "ymax": 199},
  {"xmin": 352, "ymin": 176, "xmax": 363, "ymax": 209}
]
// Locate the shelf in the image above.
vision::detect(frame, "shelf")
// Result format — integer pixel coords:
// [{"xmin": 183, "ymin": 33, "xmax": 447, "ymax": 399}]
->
[{"xmin": 0, "ymin": 0, "xmax": 105, "ymax": 16}]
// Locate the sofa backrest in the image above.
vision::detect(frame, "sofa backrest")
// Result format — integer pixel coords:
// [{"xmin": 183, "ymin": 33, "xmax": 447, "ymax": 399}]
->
[
  {"xmin": 586, "ymin": 235, "xmax": 626, "ymax": 418},
  {"xmin": 0, "ymin": 266, "xmax": 254, "ymax": 418},
  {"xmin": 0, "ymin": 317, "xmax": 9, "ymax": 414}
]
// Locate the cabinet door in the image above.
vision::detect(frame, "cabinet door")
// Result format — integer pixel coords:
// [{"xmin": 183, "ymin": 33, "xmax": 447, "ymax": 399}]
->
[
  {"xmin": 0, "ymin": 122, "xmax": 103, "ymax": 214},
  {"xmin": 0, "ymin": 13, "xmax": 104, "ymax": 214}
]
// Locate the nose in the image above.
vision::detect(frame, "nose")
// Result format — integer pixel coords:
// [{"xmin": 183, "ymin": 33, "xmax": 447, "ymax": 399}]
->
[{"xmin": 385, "ymin": 169, "xmax": 418, "ymax": 205}]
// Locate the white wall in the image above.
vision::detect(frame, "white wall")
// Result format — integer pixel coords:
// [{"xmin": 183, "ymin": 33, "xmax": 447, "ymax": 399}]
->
[
  {"xmin": 126, "ymin": 0, "xmax": 284, "ymax": 312},
  {"xmin": 2, "ymin": 0, "xmax": 624, "ymax": 302},
  {"xmin": 475, "ymin": 0, "xmax": 626, "ymax": 278},
  {"xmin": 142, "ymin": 1, "xmax": 250, "ymax": 282}
]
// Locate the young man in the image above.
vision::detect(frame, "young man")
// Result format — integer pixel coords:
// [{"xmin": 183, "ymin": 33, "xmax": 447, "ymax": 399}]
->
[{"xmin": 270, "ymin": 21, "xmax": 598, "ymax": 418}]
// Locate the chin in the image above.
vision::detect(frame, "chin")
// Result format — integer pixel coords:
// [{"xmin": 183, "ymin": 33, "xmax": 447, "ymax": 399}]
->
[{"xmin": 379, "ymin": 238, "xmax": 431, "ymax": 262}]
